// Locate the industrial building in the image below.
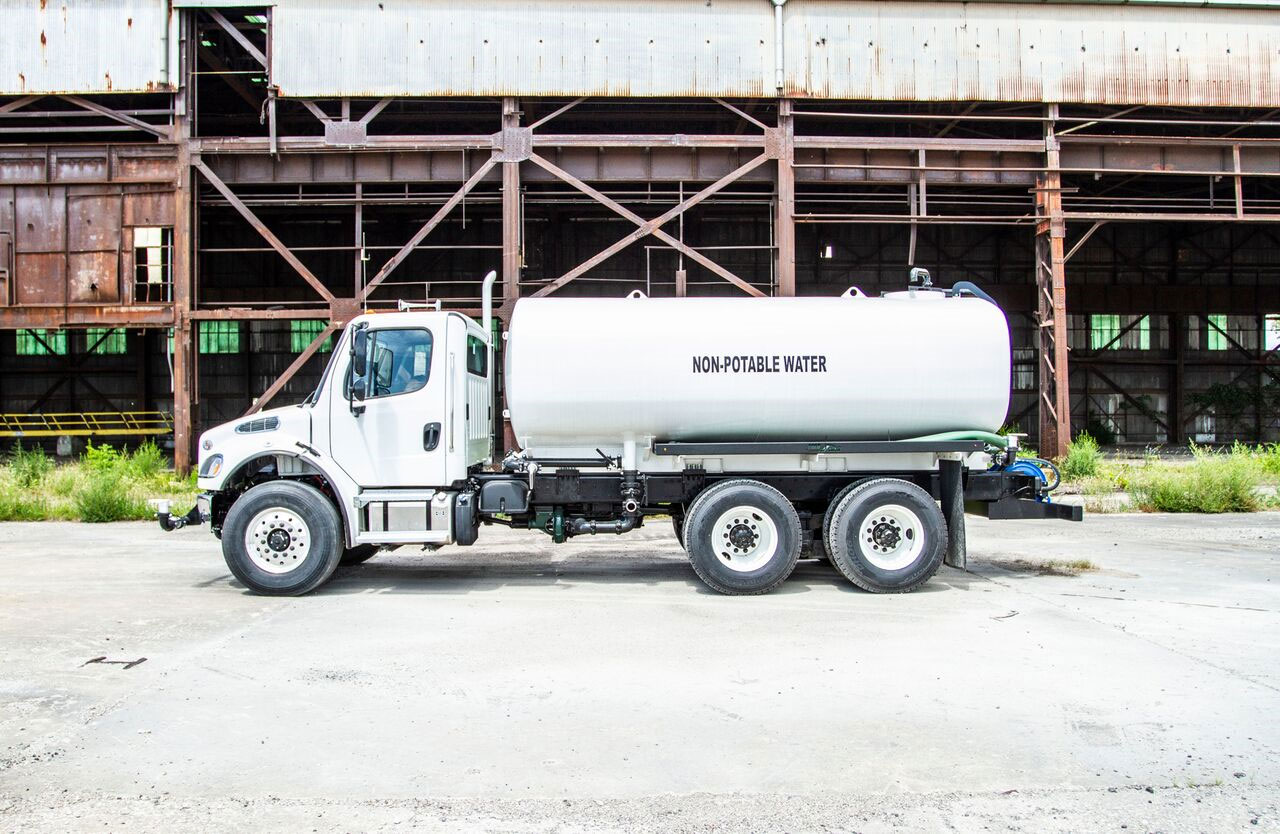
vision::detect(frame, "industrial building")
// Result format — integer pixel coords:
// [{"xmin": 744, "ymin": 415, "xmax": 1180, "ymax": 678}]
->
[{"xmin": 2, "ymin": 0, "xmax": 1278, "ymax": 471}]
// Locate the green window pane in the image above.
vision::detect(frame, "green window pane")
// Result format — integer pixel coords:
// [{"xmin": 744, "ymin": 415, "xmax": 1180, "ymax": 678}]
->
[
  {"xmin": 290, "ymin": 320, "xmax": 333, "ymax": 353},
  {"xmin": 199, "ymin": 321, "xmax": 241, "ymax": 354},
  {"xmin": 87, "ymin": 328, "xmax": 127, "ymax": 355},
  {"xmin": 16, "ymin": 329, "xmax": 67, "ymax": 356},
  {"xmin": 1089, "ymin": 315, "xmax": 1120, "ymax": 350},
  {"xmin": 1206, "ymin": 314, "xmax": 1229, "ymax": 350},
  {"xmin": 1134, "ymin": 316, "xmax": 1150, "ymax": 351}
]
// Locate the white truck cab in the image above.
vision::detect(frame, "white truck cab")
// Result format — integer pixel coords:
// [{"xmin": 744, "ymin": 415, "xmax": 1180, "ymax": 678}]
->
[{"xmin": 192, "ymin": 304, "xmax": 492, "ymax": 561}]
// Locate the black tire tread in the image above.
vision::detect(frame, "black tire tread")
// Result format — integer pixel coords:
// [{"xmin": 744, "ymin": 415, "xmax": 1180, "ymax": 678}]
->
[
  {"xmin": 684, "ymin": 479, "xmax": 802, "ymax": 596},
  {"xmin": 827, "ymin": 477, "xmax": 947, "ymax": 594},
  {"xmin": 221, "ymin": 480, "xmax": 345, "ymax": 596}
]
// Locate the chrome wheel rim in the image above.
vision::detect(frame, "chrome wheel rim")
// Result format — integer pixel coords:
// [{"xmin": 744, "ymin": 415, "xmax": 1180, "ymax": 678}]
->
[
  {"xmin": 712, "ymin": 505, "xmax": 779, "ymax": 573},
  {"xmin": 245, "ymin": 507, "xmax": 311, "ymax": 574},
  {"xmin": 857, "ymin": 504, "xmax": 925, "ymax": 571}
]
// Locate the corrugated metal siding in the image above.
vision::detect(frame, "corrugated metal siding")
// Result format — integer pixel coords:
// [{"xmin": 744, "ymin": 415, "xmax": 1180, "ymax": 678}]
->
[
  {"xmin": 271, "ymin": 0, "xmax": 1280, "ymax": 106},
  {"xmin": 788, "ymin": 1, "xmax": 1280, "ymax": 106},
  {"xmin": 0, "ymin": 0, "xmax": 171, "ymax": 95},
  {"xmin": 271, "ymin": 0, "xmax": 774, "ymax": 98}
]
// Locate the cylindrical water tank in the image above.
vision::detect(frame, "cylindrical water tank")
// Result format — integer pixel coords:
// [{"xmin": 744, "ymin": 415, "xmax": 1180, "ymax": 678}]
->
[{"xmin": 505, "ymin": 290, "xmax": 1010, "ymax": 453}]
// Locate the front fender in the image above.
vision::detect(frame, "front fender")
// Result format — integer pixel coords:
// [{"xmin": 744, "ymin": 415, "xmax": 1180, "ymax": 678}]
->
[{"xmin": 201, "ymin": 446, "xmax": 361, "ymax": 548}]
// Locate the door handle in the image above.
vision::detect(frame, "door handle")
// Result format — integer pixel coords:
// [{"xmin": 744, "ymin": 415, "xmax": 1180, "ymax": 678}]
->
[{"xmin": 423, "ymin": 422, "xmax": 442, "ymax": 451}]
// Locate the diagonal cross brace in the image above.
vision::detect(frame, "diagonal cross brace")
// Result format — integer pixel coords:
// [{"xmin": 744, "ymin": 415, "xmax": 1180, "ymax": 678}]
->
[
  {"xmin": 245, "ymin": 322, "xmax": 339, "ymax": 415},
  {"xmin": 194, "ymin": 159, "xmax": 336, "ymax": 304},
  {"xmin": 359, "ymin": 156, "xmax": 499, "ymax": 301},
  {"xmin": 207, "ymin": 8, "xmax": 269, "ymax": 68},
  {"xmin": 529, "ymin": 153, "xmax": 771, "ymax": 298}
]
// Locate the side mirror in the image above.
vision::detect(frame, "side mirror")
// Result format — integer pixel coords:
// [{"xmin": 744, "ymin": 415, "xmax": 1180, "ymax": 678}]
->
[{"xmin": 351, "ymin": 325, "xmax": 368, "ymax": 377}]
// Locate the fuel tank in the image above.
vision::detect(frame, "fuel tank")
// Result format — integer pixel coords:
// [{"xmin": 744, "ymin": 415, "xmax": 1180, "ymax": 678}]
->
[{"xmin": 504, "ymin": 289, "xmax": 1011, "ymax": 454}]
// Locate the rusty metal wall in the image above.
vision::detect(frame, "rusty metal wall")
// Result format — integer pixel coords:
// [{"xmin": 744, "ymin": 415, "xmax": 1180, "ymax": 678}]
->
[
  {"xmin": 0, "ymin": 0, "xmax": 172, "ymax": 95},
  {"xmin": 268, "ymin": 0, "xmax": 1280, "ymax": 106}
]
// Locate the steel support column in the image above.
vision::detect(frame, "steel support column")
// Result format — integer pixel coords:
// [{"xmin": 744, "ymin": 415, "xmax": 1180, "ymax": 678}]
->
[
  {"xmin": 502, "ymin": 98, "xmax": 522, "ymax": 306},
  {"xmin": 775, "ymin": 99, "xmax": 795, "ymax": 296},
  {"xmin": 1035, "ymin": 106, "xmax": 1071, "ymax": 459},
  {"xmin": 172, "ymin": 28, "xmax": 197, "ymax": 476}
]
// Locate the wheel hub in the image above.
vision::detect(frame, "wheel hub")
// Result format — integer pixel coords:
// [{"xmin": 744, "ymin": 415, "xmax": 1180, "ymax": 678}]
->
[
  {"xmin": 871, "ymin": 520, "xmax": 902, "ymax": 550},
  {"xmin": 266, "ymin": 528, "xmax": 292, "ymax": 552},
  {"xmin": 728, "ymin": 522, "xmax": 757, "ymax": 550},
  {"xmin": 244, "ymin": 508, "xmax": 312, "ymax": 575}
]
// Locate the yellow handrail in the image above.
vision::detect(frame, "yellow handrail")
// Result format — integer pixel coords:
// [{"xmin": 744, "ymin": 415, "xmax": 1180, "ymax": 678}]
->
[{"xmin": 0, "ymin": 412, "xmax": 173, "ymax": 437}]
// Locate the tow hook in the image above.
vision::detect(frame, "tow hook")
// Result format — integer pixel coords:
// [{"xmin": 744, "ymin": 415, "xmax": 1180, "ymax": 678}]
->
[{"xmin": 157, "ymin": 499, "xmax": 204, "ymax": 532}]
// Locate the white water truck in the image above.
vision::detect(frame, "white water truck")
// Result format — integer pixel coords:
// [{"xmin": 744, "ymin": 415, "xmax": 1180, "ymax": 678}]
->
[{"xmin": 157, "ymin": 268, "xmax": 1080, "ymax": 596}]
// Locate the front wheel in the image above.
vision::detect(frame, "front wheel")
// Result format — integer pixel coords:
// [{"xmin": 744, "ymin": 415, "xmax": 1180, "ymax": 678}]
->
[
  {"xmin": 683, "ymin": 479, "xmax": 801, "ymax": 595},
  {"xmin": 221, "ymin": 480, "xmax": 345, "ymax": 596},
  {"xmin": 826, "ymin": 478, "xmax": 946, "ymax": 593}
]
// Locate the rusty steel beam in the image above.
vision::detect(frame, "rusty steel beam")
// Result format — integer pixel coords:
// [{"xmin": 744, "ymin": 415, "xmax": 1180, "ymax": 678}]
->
[
  {"xmin": 529, "ymin": 151, "xmax": 768, "ymax": 298},
  {"xmin": 63, "ymin": 96, "xmax": 169, "ymax": 139},
  {"xmin": 775, "ymin": 99, "xmax": 796, "ymax": 296},
  {"xmin": 206, "ymin": 8, "xmax": 269, "ymax": 68},
  {"xmin": 0, "ymin": 306, "xmax": 175, "ymax": 329},
  {"xmin": 193, "ymin": 158, "xmax": 337, "ymax": 304},
  {"xmin": 502, "ymin": 98, "xmax": 523, "ymax": 305},
  {"xmin": 528, "ymin": 152, "xmax": 767, "ymax": 297},
  {"xmin": 359, "ymin": 155, "xmax": 500, "ymax": 301},
  {"xmin": 1035, "ymin": 106, "xmax": 1071, "ymax": 460},
  {"xmin": 188, "ymin": 308, "xmax": 329, "ymax": 320},
  {"xmin": 1063, "ymin": 220, "xmax": 1107, "ymax": 264},
  {"xmin": 0, "ymin": 96, "xmax": 42, "ymax": 115},
  {"xmin": 527, "ymin": 97, "xmax": 587, "ymax": 131},
  {"xmin": 197, "ymin": 45, "xmax": 261, "ymax": 113},
  {"xmin": 714, "ymin": 98, "xmax": 769, "ymax": 132},
  {"xmin": 244, "ymin": 322, "xmax": 339, "ymax": 416}
]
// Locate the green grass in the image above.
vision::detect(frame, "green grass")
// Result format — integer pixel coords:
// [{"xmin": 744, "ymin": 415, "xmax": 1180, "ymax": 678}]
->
[
  {"xmin": 0, "ymin": 441, "xmax": 198, "ymax": 523},
  {"xmin": 1127, "ymin": 444, "xmax": 1262, "ymax": 514},
  {"xmin": 1059, "ymin": 433, "xmax": 1102, "ymax": 480}
]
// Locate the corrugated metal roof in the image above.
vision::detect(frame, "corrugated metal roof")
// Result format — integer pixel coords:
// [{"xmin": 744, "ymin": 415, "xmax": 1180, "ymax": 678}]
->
[
  {"xmin": 0, "ymin": 0, "xmax": 172, "ymax": 96},
  {"xmin": 269, "ymin": 0, "xmax": 1280, "ymax": 106},
  {"xmin": 788, "ymin": 0, "xmax": 1280, "ymax": 106}
]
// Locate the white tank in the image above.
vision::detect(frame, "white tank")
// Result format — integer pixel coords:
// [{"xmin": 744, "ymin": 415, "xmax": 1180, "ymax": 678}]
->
[{"xmin": 505, "ymin": 289, "xmax": 1011, "ymax": 456}]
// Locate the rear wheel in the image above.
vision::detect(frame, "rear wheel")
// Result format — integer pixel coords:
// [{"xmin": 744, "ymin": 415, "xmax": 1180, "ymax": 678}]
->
[
  {"xmin": 683, "ymin": 479, "xmax": 801, "ymax": 595},
  {"xmin": 221, "ymin": 480, "xmax": 345, "ymax": 596},
  {"xmin": 826, "ymin": 478, "xmax": 946, "ymax": 593}
]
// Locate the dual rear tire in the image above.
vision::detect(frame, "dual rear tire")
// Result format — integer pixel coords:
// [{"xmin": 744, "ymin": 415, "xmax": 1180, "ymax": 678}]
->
[{"xmin": 680, "ymin": 477, "xmax": 947, "ymax": 595}]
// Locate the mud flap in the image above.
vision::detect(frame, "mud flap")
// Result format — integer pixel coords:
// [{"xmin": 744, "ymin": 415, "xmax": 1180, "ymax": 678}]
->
[{"xmin": 939, "ymin": 458, "xmax": 967, "ymax": 570}]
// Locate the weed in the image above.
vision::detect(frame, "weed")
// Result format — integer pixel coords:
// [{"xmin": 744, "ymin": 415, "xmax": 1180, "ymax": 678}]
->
[
  {"xmin": 1060, "ymin": 432, "xmax": 1103, "ymax": 481},
  {"xmin": 9, "ymin": 442, "xmax": 52, "ymax": 487},
  {"xmin": 125, "ymin": 440, "xmax": 166, "ymax": 480},
  {"xmin": 1129, "ymin": 445, "xmax": 1260, "ymax": 513},
  {"xmin": 83, "ymin": 441, "xmax": 124, "ymax": 473},
  {"xmin": 72, "ymin": 470, "xmax": 151, "ymax": 523},
  {"xmin": 0, "ymin": 482, "xmax": 49, "ymax": 521}
]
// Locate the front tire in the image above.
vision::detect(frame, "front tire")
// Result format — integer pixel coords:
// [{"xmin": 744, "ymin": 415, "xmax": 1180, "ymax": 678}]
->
[
  {"xmin": 683, "ymin": 479, "xmax": 801, "ymax": 595},
  {"xmin": 826, "ymin": 478, "xmax": 946, "ymax": 593},
  {"xmin": 221, "ymin": 480, "xmax": 345, "ymax": 596}
]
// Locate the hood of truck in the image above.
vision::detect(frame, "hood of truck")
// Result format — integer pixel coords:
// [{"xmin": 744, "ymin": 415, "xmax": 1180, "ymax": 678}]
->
[{"xmin": 196, "ymin": 404, "xmax": 312, "ymax": 490}]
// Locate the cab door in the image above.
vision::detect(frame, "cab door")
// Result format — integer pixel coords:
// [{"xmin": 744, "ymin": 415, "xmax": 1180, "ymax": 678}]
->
[{"xmin": 328, "ymin": 323, "xmax": 447, "ymax": 487}]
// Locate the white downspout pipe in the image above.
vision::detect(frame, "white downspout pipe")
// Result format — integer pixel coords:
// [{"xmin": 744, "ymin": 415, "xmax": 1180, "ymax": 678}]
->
[
  {"xmin": 480, "ymin": 269, "xmax": 499, "ymax": 460},
  {"xmin": 772, "ymin": 0, "xmax": 786, "ymax": 91}
]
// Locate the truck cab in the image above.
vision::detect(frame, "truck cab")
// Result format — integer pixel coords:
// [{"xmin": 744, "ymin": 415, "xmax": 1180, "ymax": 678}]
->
[{"xmin": 190, "ymin": 307, "xmax": 492, "ymax": 573}]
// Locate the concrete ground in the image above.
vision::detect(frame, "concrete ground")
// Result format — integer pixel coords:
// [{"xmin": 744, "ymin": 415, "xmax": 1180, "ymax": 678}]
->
[{"xmin": 0, "ymin": 513, "xmax": 1278, "ymax": 833}]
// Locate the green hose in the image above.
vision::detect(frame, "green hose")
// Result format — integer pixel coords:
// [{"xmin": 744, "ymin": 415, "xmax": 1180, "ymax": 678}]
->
[{"xmin": 907, "ymin": 430, "xmax": 1009, "ymax": 449}]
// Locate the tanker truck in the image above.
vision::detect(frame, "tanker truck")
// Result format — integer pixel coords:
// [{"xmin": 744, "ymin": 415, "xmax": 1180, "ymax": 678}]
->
[{"xmin": 157, "ymin": 269, "xmax": 1079, "ymax": 596}]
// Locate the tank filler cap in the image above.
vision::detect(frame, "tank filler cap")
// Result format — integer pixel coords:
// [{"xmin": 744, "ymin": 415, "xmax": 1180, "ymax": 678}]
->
[
  {"xmin": 626, "ymin": 289, "xmax": 648, "ymax": 299},
  {"xmin": 841, "ymin": 286, "xmax": 867, "ymax": 298}
]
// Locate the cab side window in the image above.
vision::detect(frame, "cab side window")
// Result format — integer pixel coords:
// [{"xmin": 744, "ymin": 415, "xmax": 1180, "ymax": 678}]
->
[{"xmin": 352, "ymin": 328, "xmax": 433, "ymax": 399}]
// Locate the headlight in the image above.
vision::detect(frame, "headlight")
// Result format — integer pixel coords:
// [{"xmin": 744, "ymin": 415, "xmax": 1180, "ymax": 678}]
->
[{"xmin": 200, "ymin": 454, "xmax": 223, "ymax": 478}]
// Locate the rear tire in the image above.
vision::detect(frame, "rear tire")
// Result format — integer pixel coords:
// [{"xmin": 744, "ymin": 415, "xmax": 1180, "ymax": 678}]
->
[
  {"xmin": 827, "ymin": 478, "xmax": 946, "ymax": 593},
  {"xmin": 821, "ymin": 478, "xmax": 871, "ymax": 557},
  {"xmin": 683, "ymin": 479, "xmax": 801, "ymax": 595},
  {"xmin": 221, "ymin": 480, "xmax": 345, "ymax": 596}
]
